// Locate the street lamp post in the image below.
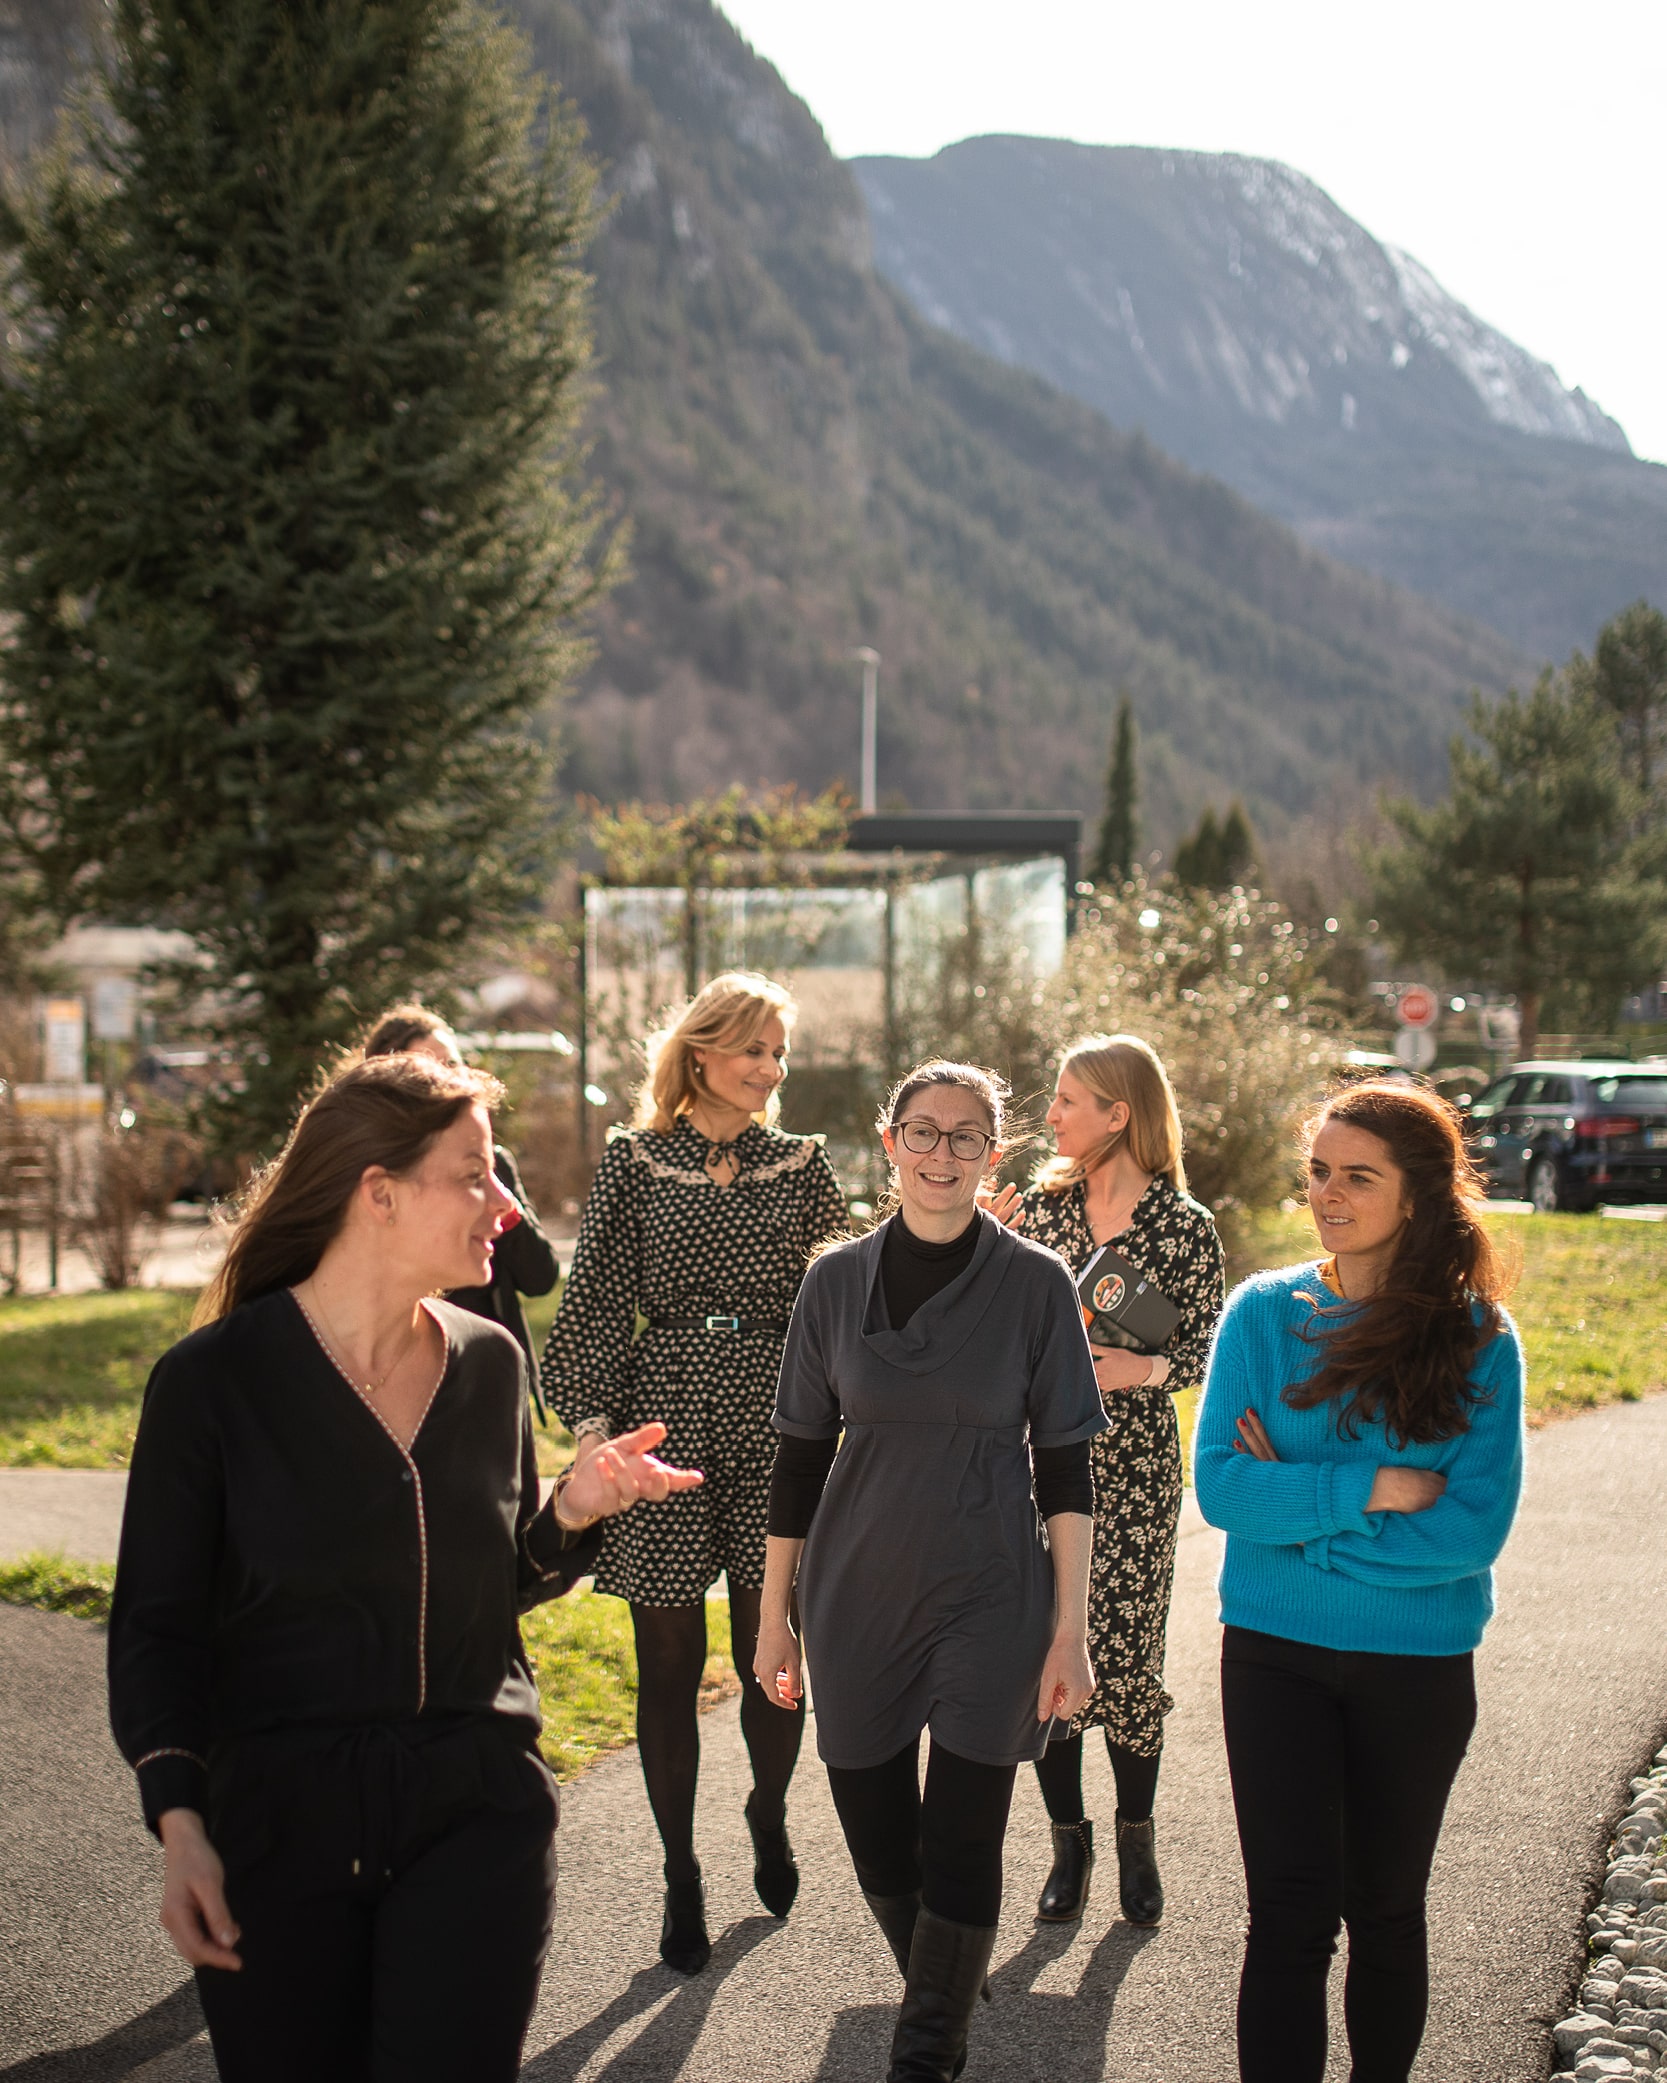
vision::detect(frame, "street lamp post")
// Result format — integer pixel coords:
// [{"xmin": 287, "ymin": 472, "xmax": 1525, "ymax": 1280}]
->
[{"xmin": 854, "ymin": 647, "xmax": 880, "ymax": 814}]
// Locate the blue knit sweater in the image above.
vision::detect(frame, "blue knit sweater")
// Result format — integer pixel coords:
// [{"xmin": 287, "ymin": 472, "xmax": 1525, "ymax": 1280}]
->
[{"xmin": 1194, "ymin": 1263, "xmax": 1526, "ymax": 1656}]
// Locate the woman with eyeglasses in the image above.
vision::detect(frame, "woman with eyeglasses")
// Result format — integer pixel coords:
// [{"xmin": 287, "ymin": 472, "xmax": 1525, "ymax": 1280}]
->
[
  {"xmin": 540, "ymin": 972, "xmax": 846, "ymax": 1975},
  {"xmin": 754, "ymin": 1059, "xmax": 1105, "ymax": 2083}
]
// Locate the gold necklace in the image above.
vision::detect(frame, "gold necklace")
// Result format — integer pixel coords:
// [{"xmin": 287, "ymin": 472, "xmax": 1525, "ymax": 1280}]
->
[{"xmin": 303, "ymin": 1286, "xmax": 421, "ymax": 1396}]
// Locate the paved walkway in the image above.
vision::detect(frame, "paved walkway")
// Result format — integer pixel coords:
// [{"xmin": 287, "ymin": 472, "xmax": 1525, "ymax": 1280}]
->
[{"xmin": 3, "ymin": 1397, "xmax": 1666, "ymax": 2080}]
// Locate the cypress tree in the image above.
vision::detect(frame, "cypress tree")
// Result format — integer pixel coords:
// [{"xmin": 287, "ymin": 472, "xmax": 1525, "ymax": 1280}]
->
[
  {"xmin": 0, "ymin": 0, "xmax": 609, "ymax": 1154},
  {"xmin": 1087, "ymin": 695, "xmax": 1138, "ymax": 887}
]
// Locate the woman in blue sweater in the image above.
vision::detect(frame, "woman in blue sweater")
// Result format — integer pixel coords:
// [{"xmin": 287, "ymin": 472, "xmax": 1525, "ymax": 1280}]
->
[{"xmin": 1195, "ymin": 1081, "xmax": 1523, "ymax": 2083}]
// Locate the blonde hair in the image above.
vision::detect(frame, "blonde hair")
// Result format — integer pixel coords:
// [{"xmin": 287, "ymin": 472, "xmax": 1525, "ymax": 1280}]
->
[
  {"xmin": 634, "ymin": 971, "xmax": 797, "ymax": 1134},
  {"xmin": 1036, "ymin": 1033, "xmax": 1187, "ymax": 1195}
]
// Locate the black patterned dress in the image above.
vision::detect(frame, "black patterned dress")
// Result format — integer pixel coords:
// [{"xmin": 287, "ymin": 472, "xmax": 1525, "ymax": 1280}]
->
[
  {"xmin": 541, "ymin": 1118, "xmax": 846, "ymax": 1606},
  {"xmin": 1021, "ymin": 1176, "xmax": 1225, "ymax": 1755}
]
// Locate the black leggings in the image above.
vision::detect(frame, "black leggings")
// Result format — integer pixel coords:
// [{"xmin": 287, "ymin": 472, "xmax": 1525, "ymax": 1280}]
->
[
  {"xmin": 1220, "ymin": 1627, "xmax": 1477, "ymax": 2083},
  {"xmin": 631, "ymin": 1587, "xmax": 804, "ymax": 1883},
  {"xmin": 1034, "ymin": 1729, "xmax": 1161, "ymax": 1825},
  {"xmin": 826, "ymin": 1735, "xmax": 1018, "ymax": 1927}
]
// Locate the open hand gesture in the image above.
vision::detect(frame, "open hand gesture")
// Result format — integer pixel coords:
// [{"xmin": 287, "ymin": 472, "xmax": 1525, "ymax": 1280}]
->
[{"xmin": 558, "ymin": 1421, "xmax": 702, "ymax": 1529}]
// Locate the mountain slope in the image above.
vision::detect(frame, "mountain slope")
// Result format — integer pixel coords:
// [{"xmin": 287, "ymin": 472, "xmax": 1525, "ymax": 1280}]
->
[
  {"xmin": 506, "ymin": 0, "xmax": 1528, "ymax": 834},
  {"xmin": 852, "ymin": 138, "xmax": 1667, "ymax": 662},
  {"xmin": 0, "ymin": 0, "xmax": 1530, "ymax": 840}
]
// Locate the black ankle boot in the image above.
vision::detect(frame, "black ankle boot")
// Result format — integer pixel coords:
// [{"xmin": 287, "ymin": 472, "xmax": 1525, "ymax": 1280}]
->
[
  {"xmin": 744, "ymin": 1791, "xmax": 800, "ymax": 1917},
  {"xmin": 862, "ymin": 1887, "xmax": 922, "ymax": 1978},
  {"xmin": 659, "ymin": 1871, "xmax": 711, "ymax": 1974},
  {"xmin": 1036, "ymin": 1818, "xmax": 1095, "ymax": 1922},
  {"xmin": 1114, "ymin": 1812, "xmax": 1162, "ymax": 1925},
  {"xmin": 886, "ymin": 1907, "xmax": 998, "ymax": 2082}
]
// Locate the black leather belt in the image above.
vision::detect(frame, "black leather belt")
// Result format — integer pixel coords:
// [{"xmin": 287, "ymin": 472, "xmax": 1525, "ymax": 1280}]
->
[{"xmin": 646, "ymin": 1315, "xmax": 788, "ymax": 1334}]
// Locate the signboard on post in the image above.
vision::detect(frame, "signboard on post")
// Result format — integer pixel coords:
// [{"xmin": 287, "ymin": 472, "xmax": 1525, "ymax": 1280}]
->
[
  {"xmin": 1394, "ymin": 1029, "xmax": 1438, "ymax": 1071},
  {"xmin": 1395, "ymin": 984, "xmax": 1440, "ymax": 1031}
]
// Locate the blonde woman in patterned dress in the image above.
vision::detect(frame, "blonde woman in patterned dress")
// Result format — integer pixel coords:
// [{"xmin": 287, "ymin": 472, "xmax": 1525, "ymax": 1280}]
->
[
  {"xmin": 540, "ymin": 973, "xmax": 846, "ymax": 1976},
  {"xmin": 1020, "ymin": 1035, "xmax": 1225, "ymax": 1929}
]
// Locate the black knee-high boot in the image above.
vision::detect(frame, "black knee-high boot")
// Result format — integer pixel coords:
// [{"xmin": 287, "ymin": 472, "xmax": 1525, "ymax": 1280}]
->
[
  {"xmin": 863, "ymin": 1888, "xmax": 922, "ymax": 1978},
  {"xmin": 887, "ymin": 1907, "xmax": 999, "ymax": 2083}
]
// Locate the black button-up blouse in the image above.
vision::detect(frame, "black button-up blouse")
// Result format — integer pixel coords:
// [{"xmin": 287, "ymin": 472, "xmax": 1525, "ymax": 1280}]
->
[{"xmin": 108, "ymin": 1292, "xmax": 600, "ymax": 1832}]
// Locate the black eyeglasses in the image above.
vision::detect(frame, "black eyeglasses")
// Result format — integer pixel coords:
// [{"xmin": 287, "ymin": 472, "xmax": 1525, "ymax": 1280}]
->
[{"xmin": 895, "ymin": 1119, "xmax": 997, "ymax": 1161}]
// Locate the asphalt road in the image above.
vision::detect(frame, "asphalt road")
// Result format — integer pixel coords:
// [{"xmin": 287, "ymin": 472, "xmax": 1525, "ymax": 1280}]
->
[{"xmin": 4, "ymin": 1396, "xmax": 1666, "ymax": 2080}]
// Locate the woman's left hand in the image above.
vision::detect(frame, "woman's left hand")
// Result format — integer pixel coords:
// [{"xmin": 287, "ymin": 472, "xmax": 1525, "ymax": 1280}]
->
[
  {"xmin": 557, "ymin": 1421, "xmax": 703, "ymax": 1527},
  {"xmin": 1233, "ymin": 1409, "xmax": 1278, "ymax": 1462},
  {"xmin": 1036, "ymin": 1632, "xmax": 1095, "ymax": 1724},
  {"xmin": 976, "ymin": 1181, "xmax": 1025, "ymax": 1229}
]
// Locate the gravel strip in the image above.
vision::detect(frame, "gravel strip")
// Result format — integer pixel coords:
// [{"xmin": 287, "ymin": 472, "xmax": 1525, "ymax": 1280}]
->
[{"xmin": 1551, "ymin": 1743, "xmax": 1667, "ymax": 2082}]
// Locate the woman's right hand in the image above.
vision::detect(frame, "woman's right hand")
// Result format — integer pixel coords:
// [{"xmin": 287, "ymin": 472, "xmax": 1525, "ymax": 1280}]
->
[
  {"xmin": 1367, "ymin": 1466, "xmax": 1447, "ymax": 1514},
  {"xmin": 751, "ymin": 1611, "xmax": 803, "ymax": 1713},
  {"xmin": 158, "ymin": 1809, "xmax": 241, "ymax": 1971}
]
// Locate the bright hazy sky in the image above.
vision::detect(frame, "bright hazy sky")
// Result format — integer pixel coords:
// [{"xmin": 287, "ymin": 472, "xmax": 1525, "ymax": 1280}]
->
[{"xmin": 717, "ymin": 1, "xmax": 1667, "ymax": 467}]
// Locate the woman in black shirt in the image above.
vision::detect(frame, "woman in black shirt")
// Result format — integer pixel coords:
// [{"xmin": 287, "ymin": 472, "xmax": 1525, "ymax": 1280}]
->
[{"xmin": 108, "ymin": 1053, "xmax": 698, "ymax": 2083}]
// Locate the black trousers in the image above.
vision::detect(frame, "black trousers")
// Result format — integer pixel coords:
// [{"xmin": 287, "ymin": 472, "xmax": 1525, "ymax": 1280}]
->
[
  {"xmin": 825, "ymin": 1735, "xmax": 1018, "ymax": 1927},
  {"xmin": 195, "ymin": 1716, "xmax": 558, "ymax": 2083},
  {"xmin": 1220, "ymin": 1627, "xmax": 1476, "ymax": 2083}
]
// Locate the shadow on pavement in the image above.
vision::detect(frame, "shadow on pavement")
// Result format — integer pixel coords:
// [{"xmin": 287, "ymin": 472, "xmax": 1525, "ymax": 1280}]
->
[
  {"xmin": 810, "ymin": 1917, "xmax": 1159, "ymax": 2082},
  {"xmin": 0, "ymin": 1981, "xmax": 205, "ymax": 2081},
  {"xmin": 522, "ymin": 1916, "xmax": 778, "ymax": 2081}
]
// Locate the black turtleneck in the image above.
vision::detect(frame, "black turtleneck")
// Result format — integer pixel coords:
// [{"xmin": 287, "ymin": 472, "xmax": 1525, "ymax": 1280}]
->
[
  {"xmin": 766, "ymin": 1212, "xmax": 1095, "ymax": 1538},
  {"xmin": 880, "ymin": 1211, "xmax": 980, "ymax": 1331}
]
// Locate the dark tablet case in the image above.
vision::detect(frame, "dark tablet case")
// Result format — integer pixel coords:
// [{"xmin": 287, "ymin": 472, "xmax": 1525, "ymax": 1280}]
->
[{"xmin": 1074, "ymin": 1244, "xmax": 1182, "ymax": 1354}]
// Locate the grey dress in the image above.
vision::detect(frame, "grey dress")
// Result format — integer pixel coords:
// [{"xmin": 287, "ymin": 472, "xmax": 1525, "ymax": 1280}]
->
[{"xmin": 773, "ymin": 1209, "xmax": 1108, "ymax": 1771}]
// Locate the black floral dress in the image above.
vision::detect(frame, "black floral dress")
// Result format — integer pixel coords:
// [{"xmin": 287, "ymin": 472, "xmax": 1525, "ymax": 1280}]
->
[
  {"xmin": 541, "ymin": 1118, "xmax": 846, "ymax": 1605},
  {"xmin": 1021, "ymin": 1176, "xmax": 1225, "ymax": 1754}
]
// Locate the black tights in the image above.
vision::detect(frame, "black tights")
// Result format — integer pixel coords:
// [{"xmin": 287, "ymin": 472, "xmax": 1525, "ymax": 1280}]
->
[
  {"xmin": 630, "ymin": 1588, "xmax": 804, "ymax": 1884},
  {"xmin": 1033, "ymin": 1729, "xmax": 1160, "ymax": 1826},
  {"xmin": 826, "ymin": 1736, "xmax": 1018, "ymax": 1927}
]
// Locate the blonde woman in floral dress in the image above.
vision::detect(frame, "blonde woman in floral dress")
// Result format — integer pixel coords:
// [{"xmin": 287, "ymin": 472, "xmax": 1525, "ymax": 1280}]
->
[
  {"xmin": 1019, "ymin": 1035, "xmax": 1224, "ymax": 1928},
  {"xmin": 541, "ymin": 972, "xmax": 846, "ymax": 1975}
]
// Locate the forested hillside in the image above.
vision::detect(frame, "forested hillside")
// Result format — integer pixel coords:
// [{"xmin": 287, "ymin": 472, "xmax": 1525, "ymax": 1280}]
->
[{"xmin": 1, "ymin": 0, "xmax": 1530, "ymax": 840}]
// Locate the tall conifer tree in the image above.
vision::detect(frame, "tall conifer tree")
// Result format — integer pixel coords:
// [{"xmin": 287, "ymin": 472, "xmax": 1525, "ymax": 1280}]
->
[
  {"xmin": 1088, "ymin": 695, "xmax": 1138, "ymax": 887},
  {"xmin": 1371, "ymin": 677, "xmax": 1661, "ymax": 1053},
  {"xmin": 0, "ymin": 0, "xmax": 608, "ymax": 1152}
]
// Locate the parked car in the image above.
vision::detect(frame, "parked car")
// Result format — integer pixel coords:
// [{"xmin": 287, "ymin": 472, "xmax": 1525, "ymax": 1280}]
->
[{"xmin": 1463, "ymin": 1059, "xmax": 1667, "ymax": 1212}]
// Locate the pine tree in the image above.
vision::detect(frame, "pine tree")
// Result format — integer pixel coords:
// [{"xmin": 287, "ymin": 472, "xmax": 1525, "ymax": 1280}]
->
[
  {"xmin": 1217, "ymin": 800, "xmax": 1259, "ymax": 886},
  {"xmin": 1371, "ymin": 676, "xmax": 1662, "ymax": 1054},
  {"xmin": 1172, "ymin": 808, "xmax": 1222, "ymax": 891},
  {"xmin": 1087, "ymin": 695, "xmax": 1139, "ymax": 887},
  {"xmin": 0, "ymin": 0, "xmax": 609, "ymax": 1154},
  {"xmin": 1586, "ymin": 599, "xmax": 1667, "ymax": 804}
]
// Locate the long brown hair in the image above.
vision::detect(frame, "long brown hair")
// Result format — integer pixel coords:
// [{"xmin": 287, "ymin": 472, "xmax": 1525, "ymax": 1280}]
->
[
  {"xmin": 1285, "ymin": 1081, "xmax": 1514, "ymax": 1444},
  {"xmin": 1035, "ymin": 1034, "xmax": 1187, "ymax": 1194},
  {"xmin": 195, "ymin": 1055, "xmax": 504, "ymax": 1325}
]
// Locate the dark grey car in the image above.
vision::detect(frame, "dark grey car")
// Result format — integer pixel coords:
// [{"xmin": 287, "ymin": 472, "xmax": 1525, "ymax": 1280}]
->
[{"xmin": 1466, "ymin": 1060, "xmax": 1667, "ymax": 1211}]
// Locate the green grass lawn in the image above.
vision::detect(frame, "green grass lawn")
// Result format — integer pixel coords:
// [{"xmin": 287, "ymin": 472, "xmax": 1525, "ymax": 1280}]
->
[
  {"xmin": 0, "ymin": 1290, "xmax": 195, "ymax": 1467},
  {"xmin": 0, "ymin": 1553, "xmax": 737, "ymax": 1785},
  {"xmin": 1, "ymin": 1209, "xmax": 1658, "ymax": 1472}
]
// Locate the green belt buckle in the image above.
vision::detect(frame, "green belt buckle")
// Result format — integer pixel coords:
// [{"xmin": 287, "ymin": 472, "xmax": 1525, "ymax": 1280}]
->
[{"xmin": 704, "ymin": 1314, "xmax": 741, "ymax": 1331}]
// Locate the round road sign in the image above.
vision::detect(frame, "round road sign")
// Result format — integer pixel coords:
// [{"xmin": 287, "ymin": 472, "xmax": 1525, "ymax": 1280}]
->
[
  {"xmin": 1395, "ymin": 1029, "xmax": 1438, "ymax": 1071},
  {"xmin": 1395, "ymin": 984, "xmax": 1440, "ymax": 1030}
]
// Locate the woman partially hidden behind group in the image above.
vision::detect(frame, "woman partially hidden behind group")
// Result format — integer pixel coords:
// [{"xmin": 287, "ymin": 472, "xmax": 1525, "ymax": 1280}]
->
[
  {"xmin": 541, "ymin": 972, "xmax": 846, "ymax": 1972},
  {"xmin": 1196, "ymin": 1081, "xmax": 1524, "ymax": 2083},
  {"xmin": 107, "ymin": 1052, "xmax": 698, "ymax": 2082},
  {"xmin": 756, "ymin": 1059, "xmax": 1105, "ymax": 2083}
]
